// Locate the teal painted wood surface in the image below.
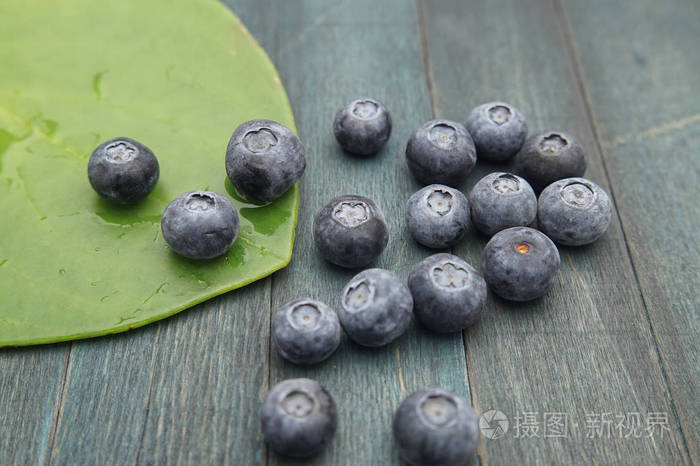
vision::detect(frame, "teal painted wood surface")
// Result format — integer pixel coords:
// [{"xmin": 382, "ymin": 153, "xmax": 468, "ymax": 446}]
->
[
  {"xmin": 47, "ymin": 279, "xmax": 273, "ymax": 465},
  {"xmin": 421, "ymin": 0, "xmax": 693, "ymax": 463},
  {"xmin": 0, "ymin": 0, "xmax": 697, "ymax": 465},
  {"xmin": 0, "ymin": 346, "xmax": 68, "ymax": 465},
  {"xmin": 233, "ymin": 1, "xmax": 471, "ymax": 464},
  {"xmin": 560, "ymin": 0, "xmax": 699, "ymax": 461}
]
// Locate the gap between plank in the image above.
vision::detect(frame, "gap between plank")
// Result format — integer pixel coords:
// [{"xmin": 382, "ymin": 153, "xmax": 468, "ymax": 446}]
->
[
  {"xmin": 133, "ymin": 323, "xmax": 163, "ymax": 466},
  {"xmin": 46, "ymin": 343, "xmax": 72, "ymax": 466},
  {"xmin": 265, "ymin": 275, "xmax": 273, "ymax": 466},
  {"xmin": 551, "ymin": 0, "xmax": 691, "ymax": 459},
  {"xmin": 416, "ymin": 0, "xmax": 439, "ymax": 120},
  {"xmin": 415, "ymin": 0, "xmax": 477, "ymax": 423}
]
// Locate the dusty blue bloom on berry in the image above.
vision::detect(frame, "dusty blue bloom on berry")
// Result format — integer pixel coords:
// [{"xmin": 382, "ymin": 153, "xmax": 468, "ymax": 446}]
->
[
  {"xmin": 226, "ymin": 119, "xmax": 306, "ymax": 202},
  {"xmin": 517, "ymin": 131, "xmax": 586, "ymax": 192},
  {"xmin": 406, "ymin": 119, "xmax": 476, "ymax": 186},
  {"xmin": 339, "ymin": 268, "xmax": 413, "ymax": 347},
  {"xmin": 272, "ymin": 299, "xmax": 342, "ymax": 365},
  {"xmin": 465, "ymin": 101, "xmax": 527, "ymax": 163},
  {"xmin": 333, "ymin": 98, "xmax": 391, "ymax": 156},
  {"xmin": 261, "ymin": 378, "xmax": 337, "ymax": 458},
  {"xmin": 161, "ymin": 191, "xmax": 239, "ymax": 260},
  {"xmin": 468, "ymin": 172, "xmax": 537, "ymax": 236},
  {"xmin": 393, "ymin": 388, "xmax": 480, "ymax": 465},
  {"xmin": 313, "ymin": 195, "xmax": 389, "ymax": 268},
  {"xmin": 481, "ymin": 227, "xmax": 560, "ymax": 301},
  {"xmin": 88, "ymin": 137, "xmax": 159, "ymax": 204},
  {"xmin": 408, "ymin": 253, "xmax": 487, "ymax": 333},
  {"xmin": 406, "ymin": 184, "xmax": 470, "ymax": 249},
  {"xmin": 538, "ymin": 177, "xmax": 612, "ymax": 246}
]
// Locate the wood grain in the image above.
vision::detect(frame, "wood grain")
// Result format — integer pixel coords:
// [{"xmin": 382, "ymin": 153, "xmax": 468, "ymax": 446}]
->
[
  {"xmin": 0, "ymin": 345, "xmax": 68, "ymax": 465},
  {"xmin": 422, "ymin": 0, "xmax": 690, "ymax": 464},
  {"xmin": 227, "ymin": 0, "xmax": 472, "ymax": 464},
  {"xmin": 46, "ymin": 280, "xmax": 271, "ymax": 465},
  {"xmin": 559, "ymin": 0, "xmax": 699, "ymax": 460},
  {"xmin": 1, "ymin": 1, "xmax": 697, "ymax": 465}
]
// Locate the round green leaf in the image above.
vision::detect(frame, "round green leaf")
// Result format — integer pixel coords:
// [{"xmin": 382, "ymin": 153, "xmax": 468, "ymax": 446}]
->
[{"xmin": 0, "ymin": 0, "xmax": 298, "ymax": 346}]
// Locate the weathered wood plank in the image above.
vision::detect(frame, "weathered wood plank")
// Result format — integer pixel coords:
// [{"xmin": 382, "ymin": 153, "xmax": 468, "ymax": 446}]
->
[
  {"xmin": 0, "ymin": 346, "xmax": 68, "ymax": 466},
  {"xmin": 4, "ymin": 1, "xmax": 695, "ymax": 465},
  {"xmin": 422, "ymin": 0, "xmax": 690, "ymax": 464},
  {"xmin": 227, "ymin": 0, "xmax": 472, "ymax": 464},
  {"xmin": 559, "ymin": 0, "xmax": 699, "ymax": 460},
  {"xmin": 48, "ymin": 280, "xmax": 271, "ymax": 465},
  {"xmin": 138, "ymin": 280, "xmax": 271, "ymax": 465},
  {"xmin": 47, "ymin": 331, "xmax": 157, "ymax": 465}
]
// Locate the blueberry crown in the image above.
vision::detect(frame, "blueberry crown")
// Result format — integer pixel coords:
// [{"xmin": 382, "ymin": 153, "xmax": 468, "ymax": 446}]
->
[
  {"xmin": 491, "ymin": 174, "xmax": 521, "ymax": 195},
  {"xmin": 488, "ymin": 105, "xmax": 512, "ymax": 126},
  {"xmin": 539, "ymin": 133, "xmax": 568, "ymax": 153},
  {"xmin": 333, "ymin": 201, "xmax": 370, "ymax": 228},
  {"xmin": 428, "ymin": 123, "xmax": 458, "ymax": 149},
  {"xmin": 185, "ymin": 192, "xmax": 216, "ymax": 212},
  {"xmin": 243, "ymin": 127, "xmax": 278, "ymax": 153},
  {"xmin": 343, "ymin": 279, "xmax": 374, "ymax": 311},
  {"xmin": 287, "ymin": 301, "xmax": 323, "ymax": 331},
  {"xmin": 351, "ymin": 100, "xmax": 379, "ymax": 119},
  {"xmin": 426, "ymin": 189, "xmax": 453, "ymax": 216},
  {"xmin": 417, "ymin": 393, "xmax": 459, "ymax": 429},
  {"xmin": 560, "ymin": 181, "xmax": 596, "ymax": 208},
  {"xmin": 281, "ymin": 389, "xmax": 316, "ymax": 418},
  {"xmin": 105, "ymin": 141, "xmax": 137, "ymax": 163},
  {"xmin": 431, "ymin": 262, "xmax": 469, "ymax": 290}
]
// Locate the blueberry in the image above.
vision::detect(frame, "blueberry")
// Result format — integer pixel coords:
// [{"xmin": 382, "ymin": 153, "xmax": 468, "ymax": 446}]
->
[
  {"xmin": 161, "ymin": 191, "xmax": 239, "ymax": 260},
  {"xmin": 538, "ymin": 177, "xmax": 612, "ymax": 246},
  {"xmin": 261, "ymin": 378, "xmax": 337, "ymax": 458},
  {"xmin": 225, "ymin": 119, "xmax": 306, "ymax": 202},
  {"xmin": 468, "ymin": 172, "xmax": 537, "ymax": 236},
  {"xmin": 465, "ymin": 101, "xmax": 527, "ymax": 163},
  {"xmin": 393, "ymin": 388, "xmax": 479, "ymax": 466},
  {"xmin": 406, "ymin": 184, "xmax": 470, "ymax": 249},
  {"xmin": 272, "ymin": 299, "xmax": 342, "ymax": 365},
  {"xmin": 333, "ymin": 98, "xmax": 391, "ymax": 156},
  {"xmin": 408, "ymin": 254, "xmax": 487, "ymax": 333},
  {"xmin": 517, "ymin": 131, "xmax": 587, "ymax": 192},
  {"xmin": 313, "ymin": 195, "xmax": 389, "ymax": 268},
  {"xmin": 405, "ymin": 119, "xmax": 476, "ymax": 186},
  {"xmin": 87, "ymin": 137, "xmax": 159, "ymax": 204},
  {"xmin": 339, "ymin": 268, "xmax": 413, "ymax": 347},
  {"xmin": 481, "ymin": 227, "xmax": 560, "ymax": 301}
]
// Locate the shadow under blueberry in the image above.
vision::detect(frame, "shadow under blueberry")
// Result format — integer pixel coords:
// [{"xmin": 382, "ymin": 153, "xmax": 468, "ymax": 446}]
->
[
  {"xmin": 490, "ymin": 289, "xmax": 553, "ymax": 315},
  {"xmin": 333, "ymin": 142, "xmax": 393, "ymax": 167},
  {"xmin": 92, "ymin": 195, "xmax": 163, "ymax": 226},
  {"xmin": 224, "ymin": 176, "xmax": 269, "ymax": 206}
]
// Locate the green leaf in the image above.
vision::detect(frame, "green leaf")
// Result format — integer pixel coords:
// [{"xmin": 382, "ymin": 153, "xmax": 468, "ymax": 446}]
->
[{"xmin": 0, "ymin": 0, "xmax": 298, "ymax": 346}]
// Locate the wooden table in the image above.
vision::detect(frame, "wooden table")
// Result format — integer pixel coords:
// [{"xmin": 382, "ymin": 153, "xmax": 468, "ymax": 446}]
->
[{"xmin": 1, "ymin": 0, "xmax": 698, "ymax": 464}]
